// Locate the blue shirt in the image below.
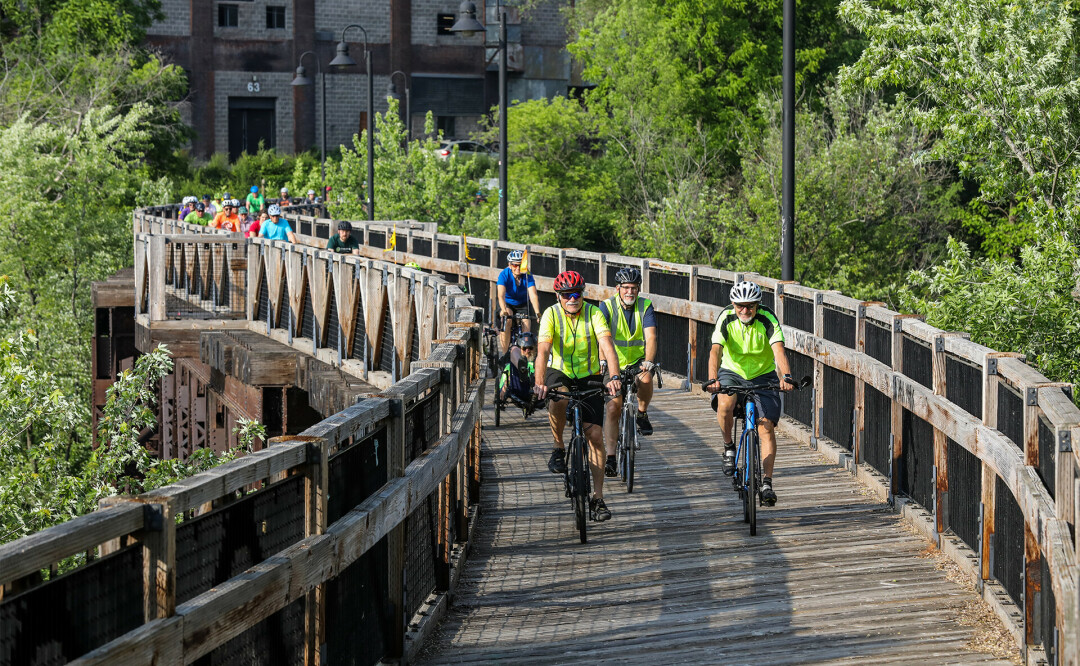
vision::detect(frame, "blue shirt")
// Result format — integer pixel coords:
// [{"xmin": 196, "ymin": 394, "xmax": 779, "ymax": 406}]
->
[
  {"xmin": 260, "ymin": 218, "xmax": 294, "ymax": 241},
  {"xmin": 497, "ymin": 267, "xmax": 535, "ymax": 307}
]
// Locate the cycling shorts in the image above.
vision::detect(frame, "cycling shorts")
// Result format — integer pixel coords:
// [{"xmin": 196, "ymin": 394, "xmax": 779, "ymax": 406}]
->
[
  {"xmin": 716, "ymin": 368, "xmax": 782, "ymax": 424},
  {"xmin": 545, "ymin": 369, "xmax": 606, "ymax": 427}
]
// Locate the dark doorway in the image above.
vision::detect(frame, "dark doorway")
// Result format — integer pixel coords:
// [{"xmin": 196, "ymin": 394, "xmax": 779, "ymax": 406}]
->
[{"xmin": 228, "ymin": 97, "xmax": 276, "ymax": 160}]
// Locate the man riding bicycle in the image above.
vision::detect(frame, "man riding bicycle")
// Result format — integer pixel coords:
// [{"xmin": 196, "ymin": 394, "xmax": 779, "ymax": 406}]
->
[
  {"xmin": 705, "ymin": 281, "xmax": 795, "ymax": 505},
  {"xmin": 496, "ymin": 250, "xmax": 541, "ymax": 355},
  {"xmin": 534, "ymin": 271, "xmax": 622, "ymax": 522},
  {"xmin": 599, "ymin": 267, "xmax": 658, "ymax": 478}
]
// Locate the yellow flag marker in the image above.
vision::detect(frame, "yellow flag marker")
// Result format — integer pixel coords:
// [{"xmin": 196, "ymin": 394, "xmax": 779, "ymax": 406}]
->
[
  {"xmin": 519, "ymin": 248, "xmax": 530, "ymax": 273},
  {"xmin": 383, "ymin": 231, "xmax": 397, "ymax": 252},
  {"xmin": 463, "ymin": 235, "xmax": 475, "ymax": 261}
]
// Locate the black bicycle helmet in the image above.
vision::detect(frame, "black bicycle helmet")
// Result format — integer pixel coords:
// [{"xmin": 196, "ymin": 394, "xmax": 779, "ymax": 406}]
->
[
  {"xmin": 614, "ymin": 266, "xmax": 642, "ymax": 285},
  {"xmin": 517, "ymin": 332, "xmax": 537, "ymax": 349}
]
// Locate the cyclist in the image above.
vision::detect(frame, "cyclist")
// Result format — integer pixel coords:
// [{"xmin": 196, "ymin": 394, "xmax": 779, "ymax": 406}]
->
[
  {"xmin": 495, "ymin": 249, "xmax": 541, "ymax": 355},
  {"xmin": 327, "ymin": 221, "xmax": 360, "ymax": 254},
  {"xmin": 704, "ymin": 281, "xmax": 795, "ymax": 506},
  {"xmin": 496, "ymin": 331, "xmax": 538, "ymax": 405},
  {"xmin": 599, "ymin": 266, "xmax": 658, "ymax": 477},
  {"xmin": 184, "ymin": 202, "xmax": 210, "ymax": 226},
  {"xmin": 259, "ymin": 204, "xmax": 297, "ymax": 243},
  {"xmin": 534, "ymin": 270, "xmax": 622, "ymax": 522},
  {"xmin": 246, "ymin": 186, "xmax": 265, "ymax": 214},
  {"xmin": 212, "ymin": 199, "xmax": 242, "ymax": 232}
]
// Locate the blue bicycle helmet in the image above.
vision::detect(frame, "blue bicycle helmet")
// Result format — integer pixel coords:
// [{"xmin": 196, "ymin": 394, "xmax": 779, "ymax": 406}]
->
[{"xmin": 507, "ymin": 249, "xmax": 524, "ymax": 264}]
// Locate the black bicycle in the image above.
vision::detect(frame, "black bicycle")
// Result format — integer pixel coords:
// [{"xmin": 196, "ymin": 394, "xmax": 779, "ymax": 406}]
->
[
  {"xmin": 702, "ymin": 375, "xmax": 810, "ymax": 536},
  {"xmin": 483, "ymin": 311, "xmax": 532, "ymax": 381},
  {"xmin": 547, "ymin": 382, "xmax": 608, "ymax": 544},
  {"xmin": 616, "ymin": 363, "xmax": 662, "ymax": 493}
]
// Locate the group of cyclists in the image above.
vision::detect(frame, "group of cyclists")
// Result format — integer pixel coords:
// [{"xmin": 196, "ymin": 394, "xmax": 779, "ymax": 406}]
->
[{"xmin": 491, "ymin": 249, "xmax": 798, "ymax": 524}]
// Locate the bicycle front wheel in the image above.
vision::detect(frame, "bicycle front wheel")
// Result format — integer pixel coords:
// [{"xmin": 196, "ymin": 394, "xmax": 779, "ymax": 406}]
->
[
  {"xmin": 747, "ymin": 429, "xmax": 759, "ymax": 536},
  {"xmin": 570, "ymin": 436, "xmax": 589, "ymax": 543},
  {"xmin": 624, "ymin": 405, "xmax": 637, "ymax": 493}
]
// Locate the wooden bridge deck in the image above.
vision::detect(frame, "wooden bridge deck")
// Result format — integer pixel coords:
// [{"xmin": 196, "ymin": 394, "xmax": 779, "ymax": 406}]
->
[{"xmin": 416, "ymin": 387, "xmax": 1014, "ymax": 664}]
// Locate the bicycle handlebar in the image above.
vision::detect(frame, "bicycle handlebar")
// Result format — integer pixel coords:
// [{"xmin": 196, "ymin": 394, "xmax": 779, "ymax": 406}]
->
[
  {"xmin": 622, "ymin": 362, "xmax": 663, "ymax": 390},
  {"xmin": 701, "ymin": 375, "xmax": 811, "ymax": 393},
  {"xmin": 545, "ymin": 381, "xmax": 610, "ymax": 401}
]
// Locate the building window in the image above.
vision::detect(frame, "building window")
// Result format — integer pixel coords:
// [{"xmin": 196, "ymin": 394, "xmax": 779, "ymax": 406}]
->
[
  {"xmin": 437, "ymin": 13, "xmax": 455, "ymax": 35},
  {"xmin": 436, "ymin": 115, "xmax": 456, "ymax": 138},
  {"xmin": 266, "ymin": 6, "xmax": 285, "ymax": 29},
  {"xmin": 218, "ymin": 4, "xmax": 238, "ymax": 27}
]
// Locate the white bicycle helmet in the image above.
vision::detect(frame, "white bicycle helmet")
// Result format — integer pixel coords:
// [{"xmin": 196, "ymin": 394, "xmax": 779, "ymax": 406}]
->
[
  {"xmin": 267, "ymin": 204, "xmax": 282, "ymax": 216},
  {"xmin": 507, "ymin": 249, "xmax": 524, "ymax": 263},
  {"xmin": 729, "ymin": 280, "xmax": 762, "ymax": 304}
]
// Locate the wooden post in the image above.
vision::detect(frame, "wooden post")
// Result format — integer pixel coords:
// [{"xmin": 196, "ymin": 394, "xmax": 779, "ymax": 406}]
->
[
  {"xmin": 558, "ymin": 249, "xmax": 566, "ymax": 275},
  {"xmin": 303, "ymin": 437, "xmax": 328, "ymax": 666},
  {"xmin": 813, "ymin": 292, "xmax": 825, "ymax": 445},
  {"xmin": 138, "ymin": 501, "xmax": 175, "ymax": 622},
  {"xmin": 687, "ymin": 266, "xmax": 699, "ymax": 384},
  {"xmin": 640, "ymin": 259, "xmax": 650, "ymax": 294},
  {"xmin": 384, "ymin": 394, "xmax": 407, "ymax": 658},
  {"xmin": 1021, "ymin": 381, "xmax": 1042, "ymax": 652},
  {"xmin": 598, "ymin": 254, "xmax": 608, "ymax": 287},
  {"xmin": 149, "ymin": 235, "xmax": 167, "ymax": 321},
  {"xmin": 854, "ymin": 302, "xmax": 879, "ymax": 467},
  {"xmin": 981, "ymin": 352, "xmax": 1004, "ymax": 586},
  {"xmin": 932, "ymin": 334, "xmax": 964, "ymax": 539}
]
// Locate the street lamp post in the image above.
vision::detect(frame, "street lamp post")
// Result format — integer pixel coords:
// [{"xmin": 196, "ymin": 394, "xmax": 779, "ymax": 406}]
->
[
  {"xmin": 330, "ymin": 24, "xmax": 375, "ymax": 221},
  {"xmin": 781, "ymin": 0, "xmax": 795, "ymax": 281},
  {"xmin": 451, "ymin": 1, "xmax": 508, "ymax": 242},
  {"xmin": 291, "ymin": 51, "xmax": 326, "ymax": 189},
  {"xmin": 388, "ymin": 70, "xmax": 411, "ymax": 146}
]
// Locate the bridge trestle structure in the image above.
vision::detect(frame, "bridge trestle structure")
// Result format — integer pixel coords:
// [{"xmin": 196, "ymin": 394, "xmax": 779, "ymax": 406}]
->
[{"xmin": 0, "ymin": 205, "xmax": 1076, "ymax": 665}]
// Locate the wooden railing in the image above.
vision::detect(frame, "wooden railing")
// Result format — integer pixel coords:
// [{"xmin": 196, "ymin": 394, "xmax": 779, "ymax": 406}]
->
[{"xmin": 0, "ymin": 211, "xmax": 486, "ymax": 664}]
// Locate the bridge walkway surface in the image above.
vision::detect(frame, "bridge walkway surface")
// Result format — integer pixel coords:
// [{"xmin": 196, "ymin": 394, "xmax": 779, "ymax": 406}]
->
[{"xmin": 416, "ymin": 386, "xmax": 1014, "ymax": 664}]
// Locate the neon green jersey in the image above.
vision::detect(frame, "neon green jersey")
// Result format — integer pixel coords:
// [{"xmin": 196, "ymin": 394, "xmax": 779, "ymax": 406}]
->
[
  {"xmin": 710, "ymin": 305, "xmax": 784, "ymax": 380},
  {"xmin": 538, "ymin": 303, "xmax": 611, "ymax": 378}
]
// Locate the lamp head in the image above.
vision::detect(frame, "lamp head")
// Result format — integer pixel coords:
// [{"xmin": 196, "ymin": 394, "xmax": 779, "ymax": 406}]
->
[
  {"xmin": 329, "ymin": 41, "xmax": 356, "ymax": 68},
  {"xmin": 450, "ymin": 1, "xmax": 485, "ymax": 37},
  {"xmin": 291, "ymin": 64, "xmax": 313, "ymax": 87}
]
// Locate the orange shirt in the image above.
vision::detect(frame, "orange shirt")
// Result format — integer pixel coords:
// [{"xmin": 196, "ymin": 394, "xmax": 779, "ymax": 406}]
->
[{"xmin": 213, "ymin": 212, "xmax": 242, "ymax": 232}]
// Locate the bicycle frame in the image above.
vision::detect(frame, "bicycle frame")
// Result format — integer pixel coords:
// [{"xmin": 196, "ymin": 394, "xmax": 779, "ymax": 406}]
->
[{"xmin": 735, "ymin": 397, "xmax": 760, "ymax": 494}]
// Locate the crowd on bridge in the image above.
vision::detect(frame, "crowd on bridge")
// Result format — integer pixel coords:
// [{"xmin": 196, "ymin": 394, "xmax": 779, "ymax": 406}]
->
[{"xmin": 177, "ymin": 185, "xmax": 326, "ymax": 238}]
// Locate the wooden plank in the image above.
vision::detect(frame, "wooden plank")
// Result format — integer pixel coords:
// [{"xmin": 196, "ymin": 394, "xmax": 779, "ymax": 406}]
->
[
  {"xmin": 141, "ymin": 440, "xmax": 310, "ymax": 514},
  {"xmin": 69, "ymin": 616, "xmax": 184, "ymax": 666},
  {"xmin": 0, "ymin": 502, "xmax": 144, "ymax": 584}
]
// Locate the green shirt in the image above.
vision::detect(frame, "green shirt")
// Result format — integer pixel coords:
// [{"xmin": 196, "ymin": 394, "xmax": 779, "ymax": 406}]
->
[
  {"xmin": 184, "ymin": 212, "xmax": 209, "ymax": 226},
  {"xmin": 710, "ymin": 305, "xmax": 784, "ymax": 380},
  {"xmin": 246, "ymin": 193, "xmax": 265, "ymax": 213},
  {"xmin": 327, "ymin": 235, "xmax": 360, "ymax": 253}
]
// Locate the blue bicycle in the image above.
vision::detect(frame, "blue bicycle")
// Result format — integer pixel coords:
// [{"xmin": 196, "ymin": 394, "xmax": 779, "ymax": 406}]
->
[{"xmin": 703, "ymin": 376, "xmax": 810, "ymax": 535}]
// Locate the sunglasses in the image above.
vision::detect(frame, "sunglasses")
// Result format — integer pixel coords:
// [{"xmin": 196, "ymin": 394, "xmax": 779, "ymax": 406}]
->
[
  {"xmin": 733, "ymin": 302, "xmax": 758, "ymax": 311},
  {"xmin": 560, "ymin": 291, "xmax": 583, "ymax": 301}
]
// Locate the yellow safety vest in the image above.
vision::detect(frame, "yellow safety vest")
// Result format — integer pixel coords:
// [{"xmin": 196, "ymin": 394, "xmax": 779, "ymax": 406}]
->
[
  {"xmin": 605, "ymin": 296, "xmax": 650, "ymax": 367},
  {"xmin": 548, "ymin": 303, "xmax": 605, "ymax": 378}
]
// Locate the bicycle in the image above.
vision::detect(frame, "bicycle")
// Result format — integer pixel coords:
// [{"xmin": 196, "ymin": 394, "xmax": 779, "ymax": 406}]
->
[
  {"xmin": 702, "ymin": 375, "xmax": 810, "ymax": 536},
  {"xmin": 616, "ymin": 363, "xmax": 663, "ymax": 493},
  {"xmin": 483, "ymin": 311, "xmax": 532, "ymax": 382},
  {"xmin": 491, "ymin": 357, "xmax": 541, "ymax": 427},
  {"xmin": 547, "ymin": 382, "xmax": 608, "ymax": 544}
]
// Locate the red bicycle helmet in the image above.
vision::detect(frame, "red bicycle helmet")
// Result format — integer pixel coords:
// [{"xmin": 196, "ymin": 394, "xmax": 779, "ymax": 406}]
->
[{"xmin": 553, "ymin": 270, "xmax": 586, "ymax": 293}]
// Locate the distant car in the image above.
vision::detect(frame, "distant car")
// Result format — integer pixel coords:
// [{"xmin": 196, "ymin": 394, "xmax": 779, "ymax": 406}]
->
[{"xmin": 434, "ymin": 140, "xmax": 495, "ymax": 161}]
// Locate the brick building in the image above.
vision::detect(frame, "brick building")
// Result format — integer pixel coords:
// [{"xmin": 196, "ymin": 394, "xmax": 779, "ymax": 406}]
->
[{"xmin": 146, "ymin": 0, "xmax": 576, "ymax": 159}]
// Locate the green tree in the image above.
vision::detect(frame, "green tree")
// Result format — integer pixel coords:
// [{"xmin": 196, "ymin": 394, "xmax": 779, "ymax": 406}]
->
[
  {"xmin": 839, "ymin": 0, "xmax": 1080, "ymax": 249},
  {"xmin": 326, "ymin": 100, "xmax": 488, "ymax": 231}
]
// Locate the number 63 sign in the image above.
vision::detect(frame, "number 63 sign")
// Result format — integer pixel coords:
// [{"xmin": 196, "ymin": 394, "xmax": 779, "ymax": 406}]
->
[{"xmin": 247, "ymin": 81, "xmax": 261, "ymax": 93}]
